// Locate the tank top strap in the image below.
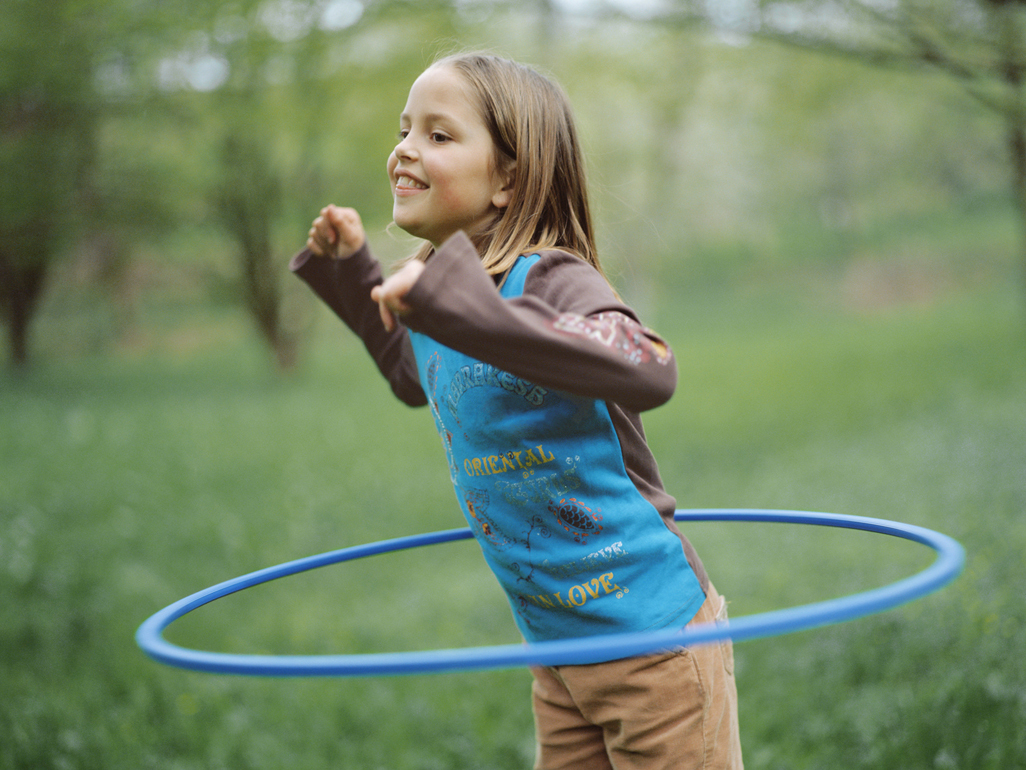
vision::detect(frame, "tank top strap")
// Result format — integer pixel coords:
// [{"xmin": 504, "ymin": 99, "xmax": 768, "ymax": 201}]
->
[{"xmin": 500, "ymin": 253, "xmax": 542, "ymax": 299}]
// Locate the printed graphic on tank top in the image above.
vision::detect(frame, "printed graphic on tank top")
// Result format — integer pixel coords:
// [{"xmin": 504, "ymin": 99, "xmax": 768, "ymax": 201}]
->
[{"xmin": 408, "ymin": 253, "xmax": 704, "ymax": 643}]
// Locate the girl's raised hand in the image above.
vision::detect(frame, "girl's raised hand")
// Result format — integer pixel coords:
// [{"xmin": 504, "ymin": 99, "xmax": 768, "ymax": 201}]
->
[
  {"xmin": 306, "ymin": 205, "xmax": 365, "ymax": 259},
  {"xmin": 369, "ymin": 260, "xmax": 425, "ymax": 332}
]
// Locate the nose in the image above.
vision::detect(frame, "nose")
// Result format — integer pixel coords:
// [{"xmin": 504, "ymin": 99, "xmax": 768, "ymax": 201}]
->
[{"xmin": 394, "ymin": 134, "xmax": 416, "ymax": 161}]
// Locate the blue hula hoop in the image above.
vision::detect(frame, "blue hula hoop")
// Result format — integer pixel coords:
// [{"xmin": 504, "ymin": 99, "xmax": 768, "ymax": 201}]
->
[{"xmin": 136, "ymin": 509, "xmax": 964, "ymax": 677}]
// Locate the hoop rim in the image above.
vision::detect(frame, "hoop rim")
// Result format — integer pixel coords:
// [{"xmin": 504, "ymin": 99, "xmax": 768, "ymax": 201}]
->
[{"xmin": 135, "ymin": 509, "xmax": 964, "ymax": 677}]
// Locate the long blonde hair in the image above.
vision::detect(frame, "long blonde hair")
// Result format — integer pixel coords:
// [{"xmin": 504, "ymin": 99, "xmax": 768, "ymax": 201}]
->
[{"xmin": 402, "ymin": 52, "xmax": 605, "ymax": 280}]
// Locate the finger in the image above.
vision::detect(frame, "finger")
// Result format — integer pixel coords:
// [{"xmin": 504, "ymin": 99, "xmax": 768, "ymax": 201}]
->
[
  {"xmin": 328, "ymin": 207, "xmax": 359, "ymax": 239},
  {"xmin": 313, "ymin": 215, "xmax": 337, "ymax": 245},
  {"xmin": 370, "ymin": 287, "xmax": 396, "ymax": 332},
  {"xmin": 323, "ymin": 205, "xmax": 342, "ymax": 230},
  {"xmin": 370, "ymin": 285, "xmax": 386, "ymax": 326},
  {"xmin": 308, "ymin": 222, "xmax": 325, "ymax": 251},
  {"xmin": 321, "ymin": 216, "xmax": 338, "ymax": 244},
  {"xmin": 380, "ymin": 301, "xmax": 395, "ymax": 332},
  {"xmin": 307, "ymin": 235, "xmax": 324, "ymax": 256}
]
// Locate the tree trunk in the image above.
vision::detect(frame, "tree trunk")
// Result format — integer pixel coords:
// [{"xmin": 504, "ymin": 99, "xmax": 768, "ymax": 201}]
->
[
  {"xmin": 216, "ymin": 132, "xmax": 297, "ymax": 371},
  {"xmin": 1008, "ymin": 119, "xmax": 1026, "ymax": 300},
  {"xmin": 991, "ymin": 3, "xmax": 1026, "ymax": 309},
  {"xmin": 0, "ymin": 256, "xmax": 47, "ymax": 368},
  {"xmin": 240, "ymin": 236, "xmax": 297, "ymax": 371}
]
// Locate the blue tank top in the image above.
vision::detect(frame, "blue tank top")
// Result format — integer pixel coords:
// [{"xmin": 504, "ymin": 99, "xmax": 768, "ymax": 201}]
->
[{"xmin": 408, "ymin": 254, "xmax": 704, "ymax": 645}]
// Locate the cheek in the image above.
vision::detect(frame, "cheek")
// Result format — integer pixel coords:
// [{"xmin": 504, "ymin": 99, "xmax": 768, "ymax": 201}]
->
[
  {"xmin": 430, "ymin": 160, "xmax": 493, "ymax": 208},
  {"xmin": 420, "ymin": 165, "xmax": 459, "ymax": 205},
  {"xmin": 386, "ymin": 153, "xmax": 397, "ymax": 178}
]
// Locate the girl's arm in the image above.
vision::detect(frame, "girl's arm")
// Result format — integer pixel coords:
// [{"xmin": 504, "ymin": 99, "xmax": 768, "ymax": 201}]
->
[
  {"xmin": 290, "ymin": 244, "xmax": 427, "ymax": 407},
  {"xmin": 399, "ymin": 232, "xmax": 676, "ymax": 413}
]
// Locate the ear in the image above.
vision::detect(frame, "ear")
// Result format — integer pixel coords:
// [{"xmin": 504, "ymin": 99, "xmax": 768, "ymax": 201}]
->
[{"xmin": 492, "ymin": 163, "xmax": 515, "ymax": 209}]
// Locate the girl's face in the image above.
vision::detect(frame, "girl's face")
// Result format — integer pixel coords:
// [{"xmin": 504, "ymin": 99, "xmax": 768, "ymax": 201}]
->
[{"xmin": 388, "ymin": 64, "xmax": 512, "ymax": 249}]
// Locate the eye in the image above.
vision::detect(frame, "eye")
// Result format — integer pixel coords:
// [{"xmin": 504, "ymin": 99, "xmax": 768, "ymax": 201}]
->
[
  {"xmin": 397, "ymin": 128, "xmax": 409, "ymax": 140},
  {"xmin": 430, "ymin": 132, "xmax": 451, "ymax": 144}
]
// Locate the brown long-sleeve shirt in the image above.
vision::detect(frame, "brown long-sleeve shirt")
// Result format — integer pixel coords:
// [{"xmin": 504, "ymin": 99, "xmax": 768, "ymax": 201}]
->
[{"xmin": 291, "ymin": 232, "xmax": 709, "ymax": 605}]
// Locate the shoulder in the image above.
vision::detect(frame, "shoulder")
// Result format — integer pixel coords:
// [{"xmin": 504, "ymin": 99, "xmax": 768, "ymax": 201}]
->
[
  {"xmin": 521, "ymin": 249, "xmax": 629, "ymax": 317},
  {"xmin": 528, "ymin": 248, "xmax": 600, "ymax": 273}
]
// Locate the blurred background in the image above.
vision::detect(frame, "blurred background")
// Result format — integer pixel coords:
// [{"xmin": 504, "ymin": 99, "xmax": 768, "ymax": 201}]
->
[{"xmin": 2, "ymin": 1, "xmax": 1024, "ymax": 768}]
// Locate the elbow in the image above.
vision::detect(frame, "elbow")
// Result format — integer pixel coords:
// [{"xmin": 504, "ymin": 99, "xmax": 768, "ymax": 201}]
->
[
  {"xmin": 392, "ymin": 381, "xmax": 428, "ymax": 407},
  {"xmin": 627, "ymin": 330, "xmax": 678, "ymax": 411},
  {"xmin": 637, "ymin": 386, "xmax": 675, "ymax": 413},
  {"xmin": 631, "ymin": 359, "xmax": 677, "ymax": 412},
  {"xmin": 653, "ymin": 371, "xmax": 678, "ymax": 410},
  {"xmin": 611, "ymin": 363, "xmax": 677, "ymax": 416}
]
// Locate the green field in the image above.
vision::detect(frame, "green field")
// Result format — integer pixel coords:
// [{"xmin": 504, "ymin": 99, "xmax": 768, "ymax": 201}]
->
[{"xmin": 2, "ymin": 272, "xmax": 1024, "ymax": 769}]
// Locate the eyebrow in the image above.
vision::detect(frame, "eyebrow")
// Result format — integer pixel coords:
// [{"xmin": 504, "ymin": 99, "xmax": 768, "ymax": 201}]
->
[{"xmin": 399, "ymin": 111, "xmax": 456, "ymax": 125}]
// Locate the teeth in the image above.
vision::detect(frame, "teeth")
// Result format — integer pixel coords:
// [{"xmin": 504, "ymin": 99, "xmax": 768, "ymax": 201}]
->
[{"xmin": 397, "ymin": 175, "xmax": 426, "ymax": 189}]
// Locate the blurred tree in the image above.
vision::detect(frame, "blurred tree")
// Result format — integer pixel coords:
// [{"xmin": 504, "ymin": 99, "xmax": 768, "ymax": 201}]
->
[
  {"xmin": 0, "ymin": 0, "xmax": 223, "ymax": 365},
  {"xmin": 26, "ymin": 0, "xmax": 996, "ymax": 365},
  {"xmin": 214, "ymin": 129, "xmax": 295, "ymax": 369},
  {"xmin": 78, "ymin": 103, "xmax": 186, "ymax": 341},
  {"xmin": 659, "ymin": 0, "xmax": 1026, "ymax": 295},
  {"xmin": 0, "ymin": 0, "xmax": 96, "ymax": 367},
  {"xmin": 560, "ymin": 26, "xmax": 707, "ymax": 315},
  {"xmin": 0, "ymin": 0, "xmax": 468, "ymax": 367},
  {"xmin": 163, "ymin": 0, "xmax": 467, "ymax": 367}
]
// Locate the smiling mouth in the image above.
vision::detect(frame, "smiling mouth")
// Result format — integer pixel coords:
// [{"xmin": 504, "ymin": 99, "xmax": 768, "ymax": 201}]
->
[{"xmin": 395, "ymin": 174, "xmax": 427, "ymax": 190}]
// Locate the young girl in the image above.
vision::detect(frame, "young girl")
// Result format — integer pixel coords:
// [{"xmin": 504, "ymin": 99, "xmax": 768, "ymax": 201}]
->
[{"xmin": 292, "ymin": 52, "xmax": 743, "ymax": 770}]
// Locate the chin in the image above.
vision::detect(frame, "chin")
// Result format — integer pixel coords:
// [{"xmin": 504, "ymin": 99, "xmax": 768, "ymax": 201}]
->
[
  {"xmin": 397, "ymin": 224, "xmax": 425, "ymax": 241},
  {"xmin": 391, "ymin": 212, "xmax": 417, "ymax": 235}
]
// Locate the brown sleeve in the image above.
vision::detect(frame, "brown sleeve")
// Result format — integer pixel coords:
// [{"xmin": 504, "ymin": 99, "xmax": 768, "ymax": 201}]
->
[
  {"xmin": 402, "ymin": 232, "xmax": 677, "ymax": 413},
  {"xmin": 289, "ymin": 244, "xmax": 426, "ymax": 407}
]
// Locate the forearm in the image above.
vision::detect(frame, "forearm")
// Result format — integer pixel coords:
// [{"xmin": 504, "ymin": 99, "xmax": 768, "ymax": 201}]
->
[
  {"xmin": 290, "ymin": 244, "xmax": 426, "ymax": 407},
  {"xmin": 402, "ymin": 233, "xmax": 676, "ymax": 412}
]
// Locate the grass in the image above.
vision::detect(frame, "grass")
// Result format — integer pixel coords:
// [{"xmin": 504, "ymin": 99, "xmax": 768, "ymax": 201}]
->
[{"xmin": 1, "ymin": 268, "xmax": 1024, "ymax": 768}]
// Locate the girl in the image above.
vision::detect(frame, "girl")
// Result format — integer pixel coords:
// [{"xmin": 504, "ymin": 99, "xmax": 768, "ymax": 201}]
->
[{"xmin": 292, "ymin": 52, "xmax": 743, "ymax": 770}]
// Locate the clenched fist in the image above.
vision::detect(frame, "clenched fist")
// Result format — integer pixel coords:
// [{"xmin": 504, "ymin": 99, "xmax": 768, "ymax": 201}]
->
[{"xmin": 306, "ymin": 205, "xmax": 365, "ymax": 259}]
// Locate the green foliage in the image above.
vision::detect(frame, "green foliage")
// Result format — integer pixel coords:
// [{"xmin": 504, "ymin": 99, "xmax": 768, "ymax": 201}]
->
[
  {"xmin": 0, "ymin": 0, "xmax": 95, "ymax": 236},
  {"xmin": 0, "ymin": 0, "xmax": 100, "ymax": 363},
  {"xmin": 6, "ymin": 0, "xmax": 1019, "ymax": 365}
]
